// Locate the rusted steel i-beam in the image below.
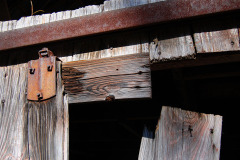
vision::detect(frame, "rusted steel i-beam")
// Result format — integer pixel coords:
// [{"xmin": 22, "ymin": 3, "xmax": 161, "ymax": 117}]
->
[{"xmin": 0, "ymin": 0, "xmax": 240, "ymax": 51}]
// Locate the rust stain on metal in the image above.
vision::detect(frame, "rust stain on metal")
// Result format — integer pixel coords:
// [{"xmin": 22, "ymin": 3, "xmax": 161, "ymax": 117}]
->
[
  {"xmin": 1, "ymin": 0, "xmax": 240, "ymax": 51},
  {"xmin": 27, "ymin": 48, "xmax": 56, "ymax": 101}
]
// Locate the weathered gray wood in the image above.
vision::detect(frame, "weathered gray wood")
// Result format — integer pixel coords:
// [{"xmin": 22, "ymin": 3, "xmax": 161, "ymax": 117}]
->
[
  {"xmin": 193, "ymin": 18, "xmax": 240, "ymax": 53},
  {"xmin": 149, "ymin": 24, "xmax": 195, "ymax": 63},
  {"xmin": 69, "ymin": 30, "xmax": 145, "ymax": 62},
  {"xmin": 138, "ymin": 106, "xmax": 222, "ymax": 160},
  {"xmin": 138, "ymin": 127, "xmax": 155, "ymax": 160},
  {"xmin": 194, "ymin": 29, "xmax": 240, "ymax": 53},
  {"xmin": 0, "ymin": 61, "xmax": 68, "ymax": 160},
  {"xmin": 151, "ymin": 52, "xmax": 240, "ymax": 71},
  {"xmin": 27, "ymin": 61, "xmax": 69, "ymax": 160},
  {"xmin": 0, "ymin": 64, "xmax": 29, "ymax": 159},
  {"xmin": 62, "ymin": 53, "xmax": 151, "ymax": 104}
]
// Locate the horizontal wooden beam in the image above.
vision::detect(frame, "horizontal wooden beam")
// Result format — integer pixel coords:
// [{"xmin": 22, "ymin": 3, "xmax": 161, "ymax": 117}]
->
[
  {"xmin": 1, "ymin": 0, "xmax": 240, "ymax": 51},
  {"xmin": 151, "ymin": 52, "xmax": 240, "ymax": 71},
  {"xmin": 62, "ymin": 53, "xmax": 151, "ymax": 104},
  {"xmin": 62, "ymin": 51, "xmax": 240, "ymax": 104}
]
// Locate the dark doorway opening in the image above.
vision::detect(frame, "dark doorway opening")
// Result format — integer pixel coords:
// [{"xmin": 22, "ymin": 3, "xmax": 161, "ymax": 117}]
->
[{"xmin": 69, "ymin": 62, "xmax": 240, "ymax": 160}]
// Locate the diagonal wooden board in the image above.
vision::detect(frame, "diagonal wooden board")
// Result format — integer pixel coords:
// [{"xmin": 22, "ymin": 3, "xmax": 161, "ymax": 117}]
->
[
  {"xmin": 138, "ymin": 106, "xmax": 222, "ymax": 160},
  {"xmin": 62, "ymin": 53, "xmax": 152, "ymax": 104}
]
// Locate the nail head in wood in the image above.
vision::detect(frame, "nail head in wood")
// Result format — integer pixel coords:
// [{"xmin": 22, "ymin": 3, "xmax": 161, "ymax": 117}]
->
[{"xmin": 105, "ymin": 95, "xmax": 115, "ymax": 102}]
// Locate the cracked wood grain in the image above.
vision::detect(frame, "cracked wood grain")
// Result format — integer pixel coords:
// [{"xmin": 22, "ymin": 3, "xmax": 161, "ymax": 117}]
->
[
  {"xmin": 0, "ymin": 62, "xmax": 68, "ymax": 160},
  {"xmin": 138, "ymin": 106, "xmax": 222, "ymax": 160},
  {"xmin": 0, "ymin": 64, "xmax": 29, "ymax": 160},
  {"xmin": 62, "ymin": 53, "xmax": 151, "ymax": 104}
]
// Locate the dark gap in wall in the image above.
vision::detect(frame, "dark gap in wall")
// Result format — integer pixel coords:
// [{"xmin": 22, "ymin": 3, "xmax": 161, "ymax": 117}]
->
[{"xmin": 69, "ymin": 62, "xmax": 240, "ymax": 160}]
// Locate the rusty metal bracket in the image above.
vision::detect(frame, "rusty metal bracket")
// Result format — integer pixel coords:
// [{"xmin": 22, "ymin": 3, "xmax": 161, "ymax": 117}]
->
[{"xmin": 27, "ymin": 48, "xmax": 56, "ymax": 101}]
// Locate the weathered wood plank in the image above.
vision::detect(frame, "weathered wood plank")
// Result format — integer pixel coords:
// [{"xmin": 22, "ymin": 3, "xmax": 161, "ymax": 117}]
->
[
  {"xmin": 193, "ymin": 18, "xmax": 240, "ymax": 53},
  {"xmin": 27, "ymin": 61, "xmax": 69, "ymax": 160},
  {"xmin": 69, "ymin": 30, "xmax": 145, "ymax": 62},
  {"xmin": 62, "ymin": 53, "xmax": 151, "ymax": 104},
  {"xmin": 0, "ymin": 61, "xmax": 69, "ymax": 160},
  {"xmin": 149, "ymin": 24, "xmax": 195, "ymax": 63},
  {"xmin": 138, "ymin": 127, "xmax": 155, "ymax": 160},
  {"xmin": 0, "ymin": 64, "xmax": 29, "ymax": 159},
  {"xmin": 151, "ymin": 52, "xmax": 240, "ymax": 71},
  {"xmin": 138, "ymin": 106, "xmax": 222, "ymax": 160},
  {"xmin": 0, "ymin": 0, "xmax": 154, "ymax": 32}
]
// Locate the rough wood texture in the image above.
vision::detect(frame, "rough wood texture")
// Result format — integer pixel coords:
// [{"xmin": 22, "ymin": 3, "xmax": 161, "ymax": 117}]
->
[
  {"xmin": 149, "ymin": 24, "xmax": 195, "ymax": 63},
  {"xmin": 1, "ymin": 0, "xmax": 239, "ymax": 65},
  {"xmin": 0, "ymin": 64, "xmax": 29, "ymax": 159},
  {"xmin": 151, "ymin": 52, "xmax": 240, "ymax": 71},
  {"xmin": 0, "ymin": 62, "xmax": 69, "ymax": 160},
  {"xmin": 0, "ymin": 0, "xmax": 165, "ymax": 32},
  {"xmin": 62, "ymin": 53, "xmax": 151, "ymax": 104},
  {"xmin": 68, "ymin": 30, "xmax": 148, "ymax": 62},
  {"xmin": 193, "ymin": 18, "xmax": 240, "ymax": 53},
  {"xmin": 27, "ymin": 61, "xmax": 69, "ymax": 160},
  {"xmin": 138, "ymin": 127, "xmax": 155, "ymax": 160},
  {"xmin": 138, "ymin": 106, "xmax": 222, "ymax": 160}
]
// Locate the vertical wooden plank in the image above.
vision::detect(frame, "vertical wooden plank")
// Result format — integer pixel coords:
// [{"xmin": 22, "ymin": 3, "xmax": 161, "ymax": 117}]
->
[
  {"xmin": 213, "ymin": 115, "xmax": 222, "ymax": 160},
  {"xmin": 154, "ymin": 107, "xmax": 184, "ymax": 160},
  {"xmin": 42, "ymin": 13, "xmax": 51, "ymax": 24},
  {"xmin": 1, "ymin": 21, "xmax": 9, "ymax": 32},
  {"xmin": 7, "ymin": 20, "xmax": 17, "ymax": 30},
  {"xmin": 0, "ymin": 21, "xmax": 3, "ymax": 32},
  {"xmin": 50, "ymin": 12, "xmax": 57, "ymax": 22},
  {"xmin": 70, "ymin": 29, "xmax": 144, "ymax": 62},
  {"xmin": 27, "ymin": 61, "xmax": 69, "ymax": 160},
  {"xmin": 103, "ymin": 1, "xmax": 111, "ymax": 11},
  {"xmin": 138, "ymin": 127, "xmax": 155, "ymax": 160},
  {"xmin": 138, "ymin": 106, "xmax": 222, "ymax": 160},
  {"xmin": 0, "ymin": 64, "xmax": 29, "ymax": 159}
]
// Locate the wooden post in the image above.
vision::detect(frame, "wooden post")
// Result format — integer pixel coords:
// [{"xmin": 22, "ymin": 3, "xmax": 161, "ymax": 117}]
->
[
  {"xmin": 0, "ymin": 64, "xmax": 29, "ymax": 159},
  {"xmin": 0, "ymin": 62, "xmax": 69, "ymax": 160},
  {"xmin": 138, "ymin": 106, "xmax": 222, "ymax": 160}
]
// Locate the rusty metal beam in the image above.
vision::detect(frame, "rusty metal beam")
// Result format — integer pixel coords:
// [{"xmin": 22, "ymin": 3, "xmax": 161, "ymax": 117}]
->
[{"xmin": 1, "ymin": 0, "xmax": 240, "ymax": 51}]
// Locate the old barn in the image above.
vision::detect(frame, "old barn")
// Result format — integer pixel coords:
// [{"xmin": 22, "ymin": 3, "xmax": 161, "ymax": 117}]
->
[{"xmin": 0, "ymin": 0, "xmax": 240, "ymax": 159}]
